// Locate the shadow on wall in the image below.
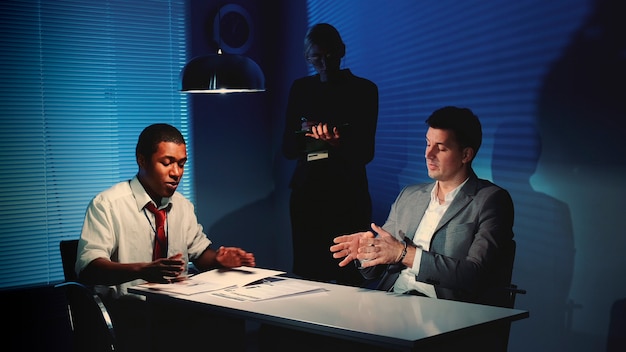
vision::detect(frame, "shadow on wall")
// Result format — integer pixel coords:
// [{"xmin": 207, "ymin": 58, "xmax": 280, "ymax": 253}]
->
[
  {"xmin": 537, "ymin": 0, "xmax": 626, "ymax": 167},
  {"xmin": 208, "ymin": 193, "xmax": 285, "ymax": 271},
  {"xmin": 492, "ymin": 121, "xmax": 576, "ymax": 352},
  {"xmin": 505, "ymin": 0, "xmax": 625, "ymax": 350},
  {"xmin": 368, "ymin": 120, "xmax": 411, "ymax": 226}
]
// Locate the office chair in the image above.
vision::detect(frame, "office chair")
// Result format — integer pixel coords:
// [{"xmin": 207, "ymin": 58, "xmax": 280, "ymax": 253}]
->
[
  {"xmin": 55, "ymin": 239, "xmax": 118, "ymax": 352},
  {"xmin": 505, "ymin": 283, "xmax": 527, "ymax": 308},
  {"xmin": 503, "ymin": 240, "xmax": 527, "ymax": 308},
  {"xmin": 60, "ymin": 239, "xmax": 79, "ymax": 281},
  {"xmin": 501, "ymin": 240, "xmax": 527, "ymax": 351}
]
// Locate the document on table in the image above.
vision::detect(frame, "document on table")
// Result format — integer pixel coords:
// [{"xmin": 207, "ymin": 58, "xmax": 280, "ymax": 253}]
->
[
  {"xmin": 139, "ymin": 267, "xmax": 286, "ymax": 295},
  {"xmin": 212, "ymin": 277, "xmax": 325, "ymax": 302}
]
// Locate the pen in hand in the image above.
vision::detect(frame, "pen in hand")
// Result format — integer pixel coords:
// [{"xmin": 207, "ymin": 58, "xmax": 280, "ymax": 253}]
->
[
  {"xmin": 298, "ymin": 117, "xmax": 349, "ymax": 133},
  {"xmin": 297, "ymin": 117, "xmax": 312, "ymax": 133}
]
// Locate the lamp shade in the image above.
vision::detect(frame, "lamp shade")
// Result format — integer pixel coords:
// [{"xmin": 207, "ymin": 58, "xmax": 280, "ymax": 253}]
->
[{"xmin": 180, "ymin": 52, "xmax": 265, "ymax": 93}]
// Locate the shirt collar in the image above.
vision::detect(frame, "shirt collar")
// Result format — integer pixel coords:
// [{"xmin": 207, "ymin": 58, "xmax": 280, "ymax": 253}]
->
[
  {"xmin": 129, "ymin": 175, "xmax": 172, "ymax": 211},
  {"xmin": 430, "ymin": 178, "xmax": 470, "ymax": 203}
]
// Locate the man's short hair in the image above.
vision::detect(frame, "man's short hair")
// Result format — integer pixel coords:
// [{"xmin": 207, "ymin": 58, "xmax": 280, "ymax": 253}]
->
[
  {"xmin": 135, "ymin": 123, "xmax": 185, "ymax": 161},
  {"xmin": 426, "ymin": 106, "xmax": 482, "ymax": 155}
]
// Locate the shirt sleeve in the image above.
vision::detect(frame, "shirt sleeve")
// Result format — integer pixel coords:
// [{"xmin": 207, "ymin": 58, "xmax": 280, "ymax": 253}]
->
[
  {"xmin": 75, "ymin": 196, "xmax": 117, "ymax": 276},
  {"xmin": 178, "ymin": 197, "xmax": 212, "ymax": 260},
  {"xmin": 408, "ymin": 246, "xmax": 423, "ymax": 274}
]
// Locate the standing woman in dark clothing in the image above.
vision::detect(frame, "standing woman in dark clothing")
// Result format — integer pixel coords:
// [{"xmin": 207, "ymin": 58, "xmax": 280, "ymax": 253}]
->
[{"xmin": 282, "ymin": 23, "xmax": 378, "ymax": 286}]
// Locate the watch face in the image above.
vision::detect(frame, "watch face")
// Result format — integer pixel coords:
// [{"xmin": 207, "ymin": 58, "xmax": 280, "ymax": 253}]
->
[{"xmin": 213, "ymin": 4, "xmax": 253, "ymax": 54}]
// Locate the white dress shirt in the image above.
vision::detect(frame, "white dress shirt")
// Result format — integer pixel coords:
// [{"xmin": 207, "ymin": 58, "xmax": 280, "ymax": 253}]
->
[
  {"xmin": 75, "ymin": 176, "xmax": 212, "ymax": 298},
  {"xmin": 393, "ymin": 179, "xmax": 468, "ymax": 297}
]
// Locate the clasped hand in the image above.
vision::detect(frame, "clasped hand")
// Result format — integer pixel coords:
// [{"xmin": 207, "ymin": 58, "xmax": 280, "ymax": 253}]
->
[
  {"xmin": 330, "ymin": 223, "xmax": 404, "ymax": 268},
  {"xmin": 147, "ymin": 253, "xmax": 187, "ymax": 283},
  {"xmin": 304, "ymin": 121, "xmax": 340, "ymax": 147}
]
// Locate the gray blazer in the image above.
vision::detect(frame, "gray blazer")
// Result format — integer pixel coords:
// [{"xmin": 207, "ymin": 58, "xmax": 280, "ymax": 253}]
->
[{"xmin": 363, "ymin": 171, "xmax": 515, "ymax": 307}]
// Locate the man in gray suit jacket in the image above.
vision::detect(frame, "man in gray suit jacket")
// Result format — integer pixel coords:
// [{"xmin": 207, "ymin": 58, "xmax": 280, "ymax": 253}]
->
[{"xmin": 331, "ymin": 106, "xmax": 515, "ymax": 308}]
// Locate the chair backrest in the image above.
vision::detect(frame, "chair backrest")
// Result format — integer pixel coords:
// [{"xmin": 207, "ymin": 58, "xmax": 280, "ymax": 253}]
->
[
  {"xmin": 60, "ymin": 239, "xmax": 79, "ymax": 282},
  {"xmin": 56, "ymin": 281, "xmax": 117, "ymax": 352},
  {"xmin": 505, "ymin": 240, "xmax": 527, "ymax": 309},
  {"xmin": 478, "ymin": 239, "xmax": 519, "ymax": 308},
  {"xmin": 56, "ymin": 239, "xmax": 118, "ymax": 351},
  {"xmin": 502, "ymin": 240, "xmax": 526, "ymax": 351}
]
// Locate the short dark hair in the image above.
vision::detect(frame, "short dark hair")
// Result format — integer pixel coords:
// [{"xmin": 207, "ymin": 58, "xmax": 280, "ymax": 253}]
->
[
  {"xmin": 426, "ymin": 106, "xmax": 482, "ymax": 155},
  {"xmin": 135, "ymin": 123, "xmax": 185, "ymax": 161},
  {"xmin": 304, "ymin": 23, "xmax": 345, "ymax": 58}
]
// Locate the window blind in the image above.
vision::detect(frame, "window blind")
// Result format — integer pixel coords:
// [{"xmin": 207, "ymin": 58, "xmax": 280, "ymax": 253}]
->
[
  {"xmin": 306, "ymin": 0, "xmax": 588, "ymax": 224},
  {"xmin": 0, "ymin": 0, "xmax": 190, "ymax": 289}
]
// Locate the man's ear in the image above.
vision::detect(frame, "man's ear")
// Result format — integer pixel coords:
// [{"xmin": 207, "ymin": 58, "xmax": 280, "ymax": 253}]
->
[
  {"xmin": 137, "ymin": 153, "xmax": 146, "ymax": 169},
  {"xmin": 462, "ymin": 147, "xmax": 474, "ymax": 163}
]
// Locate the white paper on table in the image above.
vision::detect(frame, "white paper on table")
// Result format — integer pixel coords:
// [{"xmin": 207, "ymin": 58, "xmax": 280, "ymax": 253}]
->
[
  {"xmin": 139, "ymin": 267, "xmax": 285, "ymax": 295},
  {"xmin": 211, "ymin": 277, "xmax": 325, "ymax": 302}
]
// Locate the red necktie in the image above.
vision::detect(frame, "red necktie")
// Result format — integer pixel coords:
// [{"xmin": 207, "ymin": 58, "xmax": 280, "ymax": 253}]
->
[{"xmin": 145, "ymin": 203, "xmax": 167, "ymax": 260}]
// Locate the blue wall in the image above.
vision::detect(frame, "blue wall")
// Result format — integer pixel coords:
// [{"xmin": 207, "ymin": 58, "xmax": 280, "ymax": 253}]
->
[{"xmin": 188, "ymin": 1, "xmax": 625, "ymax": 351}]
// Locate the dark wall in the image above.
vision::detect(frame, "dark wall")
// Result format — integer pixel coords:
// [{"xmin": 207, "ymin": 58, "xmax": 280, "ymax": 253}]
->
[
  {"xmin": 187, "ymin": 0, "xmax": 309, "ymax": 274},
  {"xmin": 6, "ymin": 1, "xmax": 623, "ymax": 351},
  {"xmin": 186, "ymin": 0, "xmax": 291, "ymax": 271},
  {"xmin": 187, "ymin": 1, "xmax": 625, "ymax": 352}
]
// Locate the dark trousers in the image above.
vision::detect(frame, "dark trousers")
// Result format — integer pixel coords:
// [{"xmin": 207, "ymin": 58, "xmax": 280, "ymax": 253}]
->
[
  {"xmin": 106, "ymin": 296, "xmax": 246, "ymax": 352},
  {"xmin": 289, "ymin": 186, "xmax": 371, "ymax": 287}
]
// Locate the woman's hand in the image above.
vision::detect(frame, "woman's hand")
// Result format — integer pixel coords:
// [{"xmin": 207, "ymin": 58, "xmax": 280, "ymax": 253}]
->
[{"xmin": 306, "ymin": 123, "xmax": 341, "ymax": 147}]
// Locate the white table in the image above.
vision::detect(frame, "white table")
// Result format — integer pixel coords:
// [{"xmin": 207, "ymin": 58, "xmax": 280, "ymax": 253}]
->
[{"xmin": 129, "ymin": 276, "xmax": 528, "ymax": 351}]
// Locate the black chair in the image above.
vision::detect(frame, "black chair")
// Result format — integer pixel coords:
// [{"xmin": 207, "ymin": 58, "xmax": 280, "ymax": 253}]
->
[
  {"xmin": 55, "ymin": 239, "xmax": 118, "ymax": 352},
  {"xmin": 504, "ymin": 240, "xmax": 527, "ymax": 308},
  {"xmin": 505, "ymin": 283, "xmax": 527, "ymax": 308},
  {"xmin": 501, "ymin": 240, "xmax": 527, "ymax": 351},
  {"xmin": 60, "ymin": 239, "xmax": 80, "ymax": 281},
  {"xmin": 607, "ymin": 298, "xmax": 626, "ymax": 352}
]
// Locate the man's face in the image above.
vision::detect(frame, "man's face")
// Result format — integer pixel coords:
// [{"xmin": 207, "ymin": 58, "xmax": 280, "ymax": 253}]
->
[
  {"xmin": 138, "ymin": 141, "xmax": 187, "ymax": 203},
  {"xmin": 424, "ymin": 127, "xmax": 471, "ymax": 183}
]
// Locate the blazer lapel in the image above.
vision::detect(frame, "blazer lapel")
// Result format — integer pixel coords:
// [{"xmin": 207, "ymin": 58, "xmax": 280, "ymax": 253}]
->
[
  {"xmin": 404, "ymin": 184, "xmax": 434, "ymax": 241},
  {"xmin": 434, "ymin": 171, "xmax": 479, "ymax": 233}
]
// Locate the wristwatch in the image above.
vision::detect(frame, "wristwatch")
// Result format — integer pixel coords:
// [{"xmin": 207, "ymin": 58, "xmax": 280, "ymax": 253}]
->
[{"xmin": 397, "ymin": 238, "xmax": 409, "ymax": 264}]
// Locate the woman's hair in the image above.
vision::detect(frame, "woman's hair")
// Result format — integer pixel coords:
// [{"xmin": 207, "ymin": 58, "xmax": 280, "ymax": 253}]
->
[{"xmin": 304, "ymin": 23, "xmax": 345, "ymax": 58}]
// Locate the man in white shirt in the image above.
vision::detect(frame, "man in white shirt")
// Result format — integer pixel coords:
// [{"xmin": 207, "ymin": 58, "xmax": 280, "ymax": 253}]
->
[{"xmin": 76, "ymin": 123, "xmax": 255, "ymax": 351}]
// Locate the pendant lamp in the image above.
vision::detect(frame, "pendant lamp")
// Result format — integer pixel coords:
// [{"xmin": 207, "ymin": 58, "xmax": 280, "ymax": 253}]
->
[
  {"xmin": 180, "ymin": 49, "xmax": 265, "ymax": 93},
  {"xmin": 179, "ymin": 4, "xmax": 265, "ymax": 93}
]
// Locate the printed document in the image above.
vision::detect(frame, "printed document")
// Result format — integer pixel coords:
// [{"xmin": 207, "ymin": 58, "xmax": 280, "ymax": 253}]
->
[
  {"xmin": 212, "ymin": 277, "xmax": 324, "ymax": 302},
  {"xmin": 139, "ymin": 267, "xmax": 285, "ymax": 295}
]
